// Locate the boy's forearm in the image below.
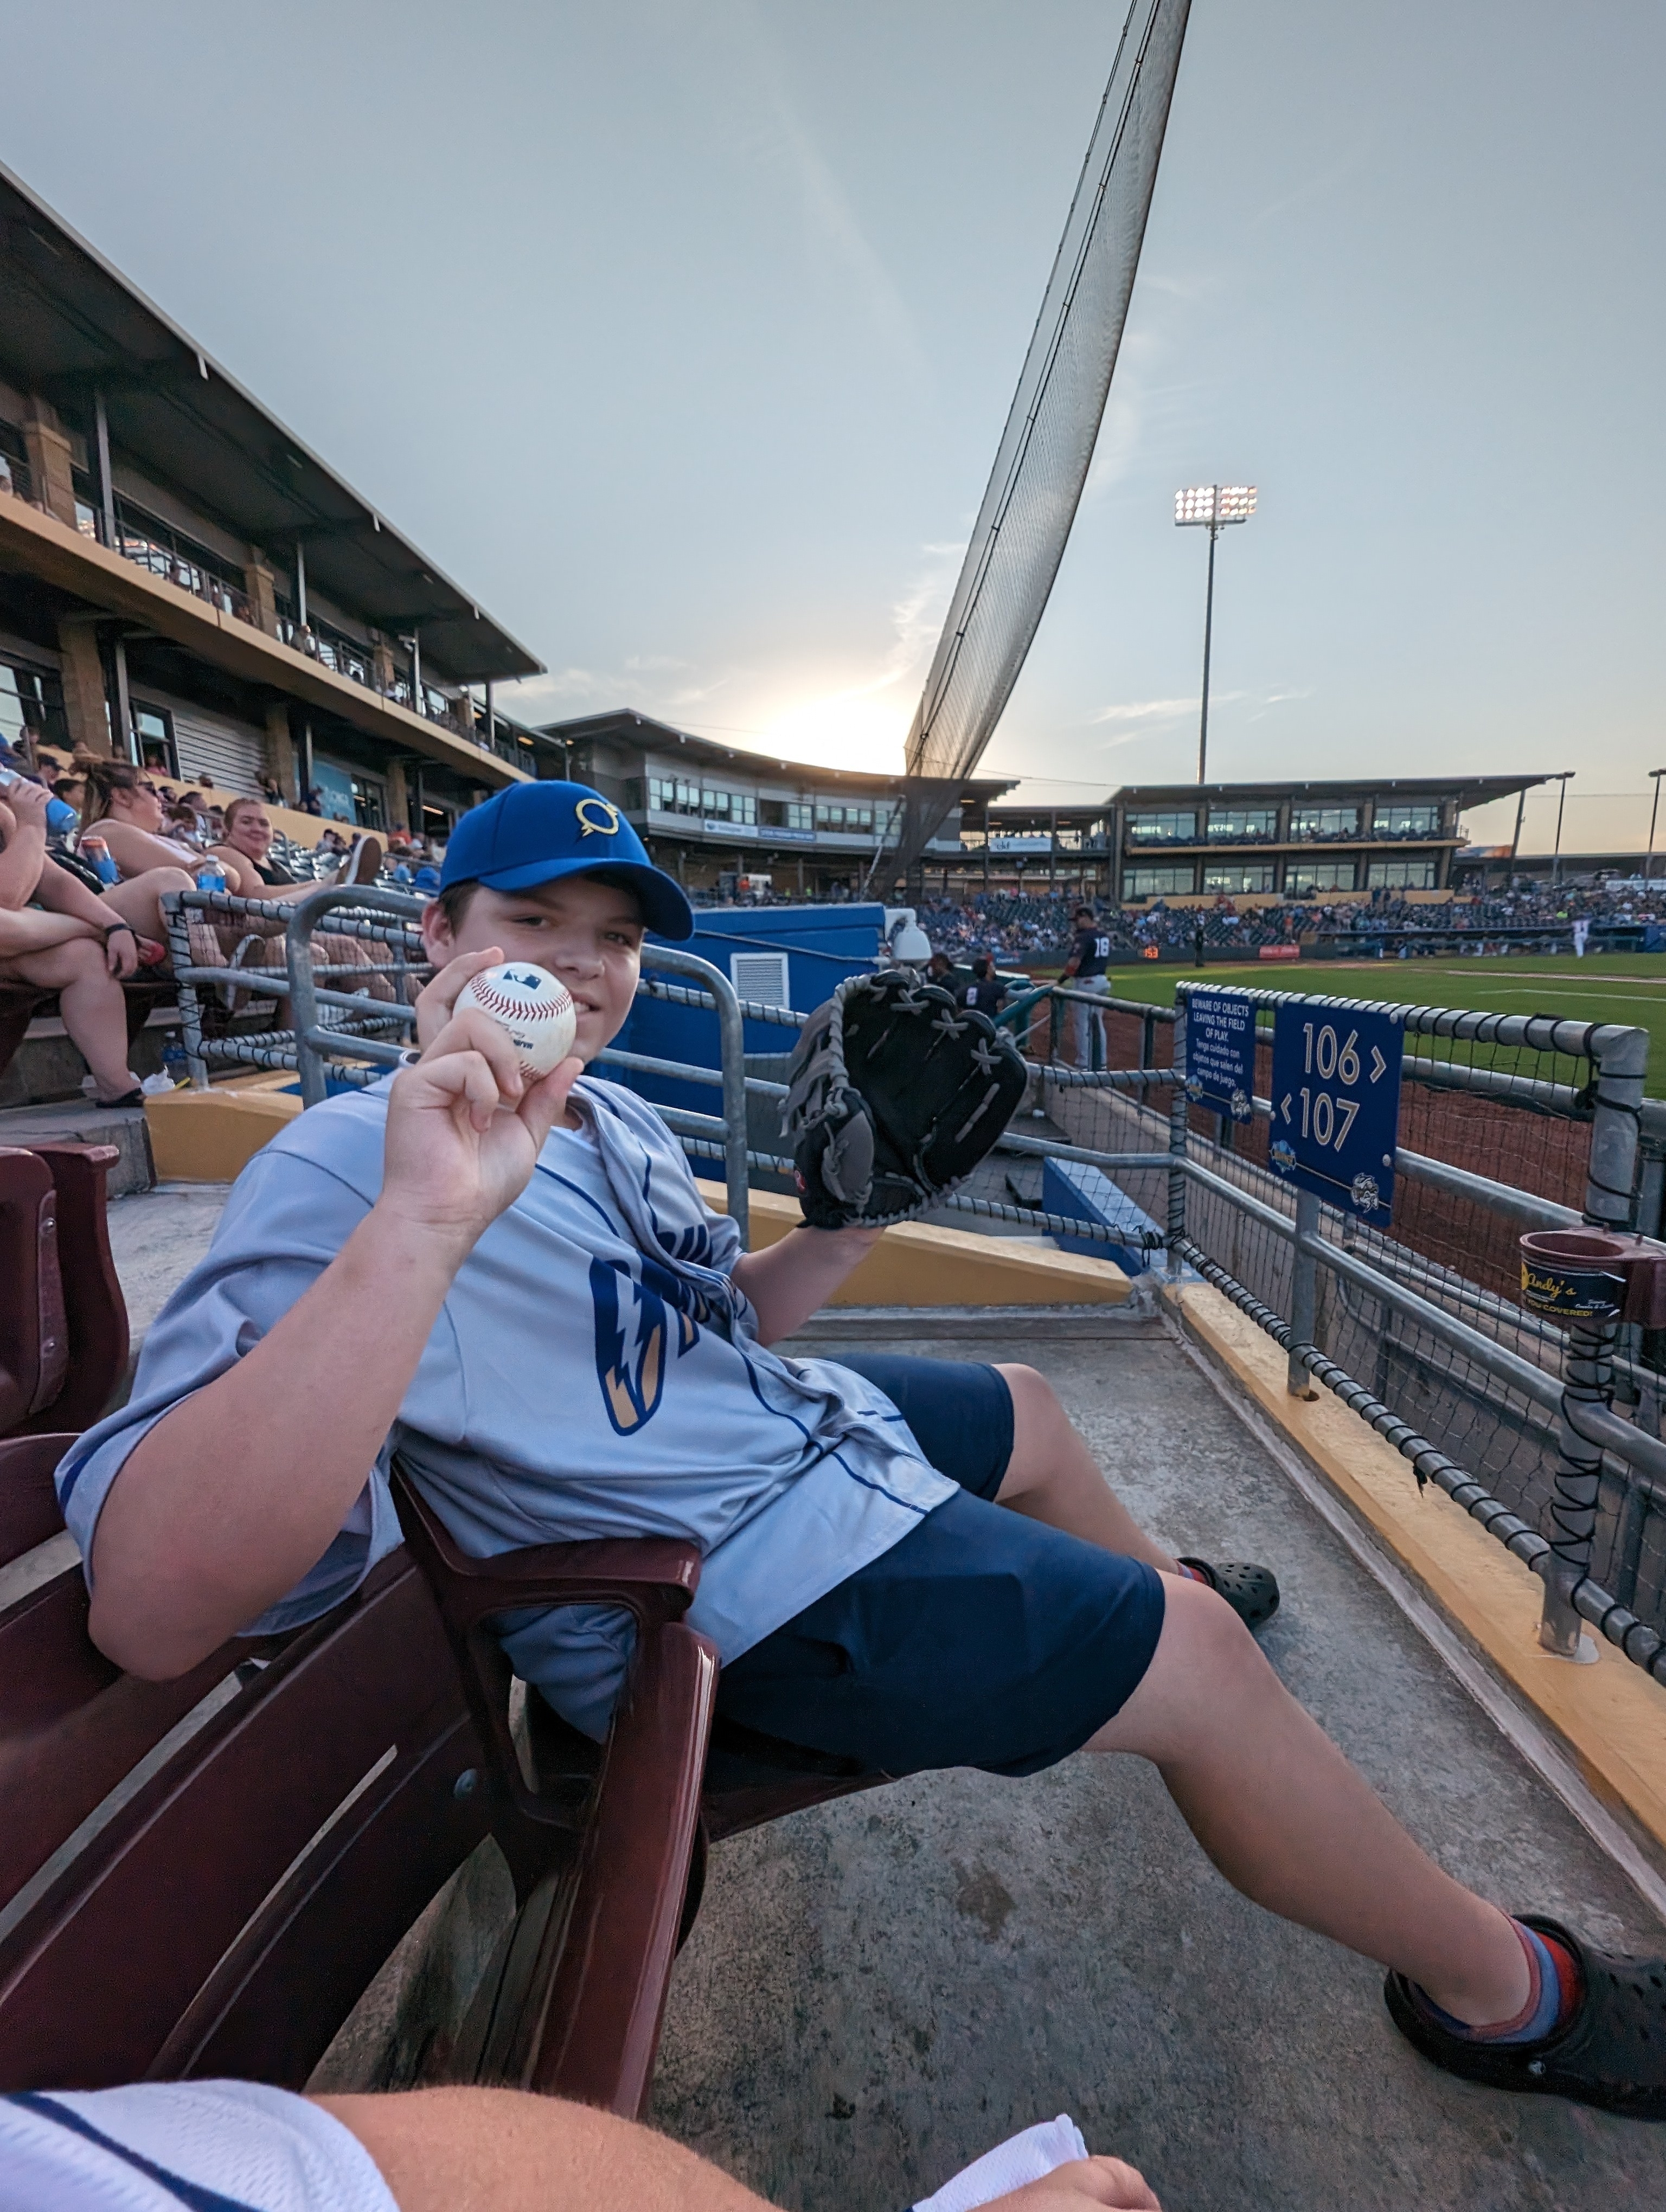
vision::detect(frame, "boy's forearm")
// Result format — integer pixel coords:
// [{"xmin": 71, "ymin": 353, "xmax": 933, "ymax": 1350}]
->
[
  {"xmin": 88, "ymin": 1205, "xmax": 471, "ymax": 1679},
  {"xmin": 732, "ymin": 1224, "xmax": 883, "ymax": 1345}
]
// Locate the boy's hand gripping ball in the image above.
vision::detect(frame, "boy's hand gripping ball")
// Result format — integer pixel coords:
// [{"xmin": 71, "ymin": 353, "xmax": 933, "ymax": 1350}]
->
[{"xmin": 457, "ymin": 962, "xmax": 578, "ymax": 1078}]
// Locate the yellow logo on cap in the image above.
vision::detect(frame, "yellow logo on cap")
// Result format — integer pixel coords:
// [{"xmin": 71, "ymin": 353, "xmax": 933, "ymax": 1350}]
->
[{"xmin": 575, "ymin": 797, "xmax": 621, "ymax": 838}]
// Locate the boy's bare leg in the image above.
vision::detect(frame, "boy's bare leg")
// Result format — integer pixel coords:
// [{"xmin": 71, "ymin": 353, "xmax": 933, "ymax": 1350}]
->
[
  {"xmin": 995, "ymin": 1364, "xmax": 1181, "ymax": 1574},
  {"xmin": 316, "ymin": 2090, "xmax": 773, "ymax": 2212},
  {"xmin": 1088, "ymin": 1575, "xmax": 1531, "ymax": 2027},
  {"xmin": 316, "ymin": 2089, "xmax": 1162, "ymax": 2212}
]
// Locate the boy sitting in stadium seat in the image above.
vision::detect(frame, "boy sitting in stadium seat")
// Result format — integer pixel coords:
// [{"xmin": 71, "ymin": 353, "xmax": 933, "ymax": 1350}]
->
[{"xmin": 59, "ymin": 782, "xmax": 1666, "ymax": 2119}]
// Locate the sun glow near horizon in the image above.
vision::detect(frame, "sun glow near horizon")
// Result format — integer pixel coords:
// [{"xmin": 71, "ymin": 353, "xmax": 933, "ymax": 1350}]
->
[{"xmin": 754, "ymin": 688, "xmax": 912, "ymax": 776}]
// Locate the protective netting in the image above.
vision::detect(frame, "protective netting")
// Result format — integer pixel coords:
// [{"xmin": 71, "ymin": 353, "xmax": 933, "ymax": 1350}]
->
[
  {"xmin": 1026, "ymin": 998, "xmax": 1666, "ymax": 1647},
  {"xmin": 896, "ymin": 0, "xmax": 1193, "ymax": 873}
]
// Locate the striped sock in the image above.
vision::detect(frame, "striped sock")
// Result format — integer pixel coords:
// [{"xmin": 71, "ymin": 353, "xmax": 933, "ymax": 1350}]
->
[{"xmin": 1413, "ymin": 1920, "xmax": 1579, "ymax": 2046}]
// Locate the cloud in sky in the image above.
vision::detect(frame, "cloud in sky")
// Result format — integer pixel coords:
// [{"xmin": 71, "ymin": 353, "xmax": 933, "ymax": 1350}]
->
[
  {"xmin": 722, "ymin": 0, "xmax": 935, "ymax": 406},
  {"xmin": 1090, "ymin": 691, "xmax": 1243, "ymax": 735}
]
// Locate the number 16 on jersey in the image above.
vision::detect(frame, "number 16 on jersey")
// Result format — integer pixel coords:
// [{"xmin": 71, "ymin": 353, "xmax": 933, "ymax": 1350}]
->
[{"xmin": 1267, "ymin": 1001, "xmax": 1405, "ymax": 1225}]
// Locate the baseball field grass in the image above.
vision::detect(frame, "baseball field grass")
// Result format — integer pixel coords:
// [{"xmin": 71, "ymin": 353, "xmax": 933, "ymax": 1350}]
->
[{"xmin": 1108, "ymin": 951, "xmax": 1666, "ymax": 1095}]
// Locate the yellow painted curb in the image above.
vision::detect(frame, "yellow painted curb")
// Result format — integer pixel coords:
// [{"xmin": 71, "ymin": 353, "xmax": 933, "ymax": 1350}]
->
[
  {"xmin": 145, "ymin": 1075, "xmax": 303, "ymax": 1182},
  {"xmin": 697, "ymin": 1181, "xmax": 1129, "ymax": 1306},
  {"xmin": 1171, "ymin": 1278, "xmax": 1666, "ymax": 1862}
]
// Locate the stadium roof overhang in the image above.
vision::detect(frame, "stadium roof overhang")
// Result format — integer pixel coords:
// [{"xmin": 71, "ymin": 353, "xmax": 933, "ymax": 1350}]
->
[
  {"xmin": 1108, "ymin": 775, "xmax": 1548, "ymax": 809},
  {"xmin": 0, "ymin": 161, "xmax": 541, "ymax": 687},
  {"xmin": 540, "ymin": 708, "xmax": 1016, "ymax": 802},
  {"xmin": 979, "ymin": 801, "xmax": 1108, "ymax": 830}
]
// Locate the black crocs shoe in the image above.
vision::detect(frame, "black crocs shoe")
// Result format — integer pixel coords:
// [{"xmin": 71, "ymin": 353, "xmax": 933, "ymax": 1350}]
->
[
  {"xmin": 1178, "ymin": 1557, "xmax": 1280, "ymax": 1634},
  {"xmin": 1385, "ymin": 1915, "xmax": 1666, "ymax": 2120}
]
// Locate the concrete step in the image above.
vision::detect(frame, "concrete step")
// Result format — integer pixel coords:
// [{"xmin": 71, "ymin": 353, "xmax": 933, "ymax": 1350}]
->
[{"xmin": 0, "ymin": 1097, "xmax": 154, "ymax": 1195}]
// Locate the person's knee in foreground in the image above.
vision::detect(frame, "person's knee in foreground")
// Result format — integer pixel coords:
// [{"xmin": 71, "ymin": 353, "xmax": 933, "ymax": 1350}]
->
[
  {"xmin": 60, "ymin": 780, "xmax": 1666, "ymax": 2119},
  {"xmin": 0, "ymin": 2079, "xmax": 1161, "ymax": 2211}
]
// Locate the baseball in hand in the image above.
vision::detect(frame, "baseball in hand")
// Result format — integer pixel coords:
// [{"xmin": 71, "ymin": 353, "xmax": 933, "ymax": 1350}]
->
[{"xmin": 458, "ymin": 962, "xmax": 578, "ymax": 1077}]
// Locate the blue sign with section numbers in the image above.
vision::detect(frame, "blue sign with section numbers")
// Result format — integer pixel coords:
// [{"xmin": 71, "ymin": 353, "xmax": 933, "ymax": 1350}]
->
[
  {"xmin": 1268, "ymin": 1001, "xmax": 1405, "ymax": 1224},
  {"xmin": 1184, "ymin": 989, "xmax": 1258, "ymax": 1121}
]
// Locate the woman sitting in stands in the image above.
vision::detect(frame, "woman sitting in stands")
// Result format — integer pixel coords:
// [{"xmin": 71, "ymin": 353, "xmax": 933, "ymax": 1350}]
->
[
  {"xmin": 209, "ymin": 795, "xmax": 382, "ymax": 902},
  {"xmin": 76, "ymin": 755, "xmax": 221, "ymax": 938},
  {"xmin": 0, "ymin": 772, "xmax": 182, "ymax": 1105}
]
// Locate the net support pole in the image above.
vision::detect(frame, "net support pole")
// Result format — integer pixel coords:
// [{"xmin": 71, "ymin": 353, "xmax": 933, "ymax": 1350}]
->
[{"xmin": 1285, "ymin": 1189, "xmax": 1322, "ymax": 1400}]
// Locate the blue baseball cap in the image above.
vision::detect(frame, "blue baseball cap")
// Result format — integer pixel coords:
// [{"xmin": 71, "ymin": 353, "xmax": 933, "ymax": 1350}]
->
[{"xmin": 438, "ymin": 781, "xmax": 693, "ymax": 941}]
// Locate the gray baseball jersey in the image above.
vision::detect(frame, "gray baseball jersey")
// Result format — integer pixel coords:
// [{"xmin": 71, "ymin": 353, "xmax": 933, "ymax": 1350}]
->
[{"xmin": 59, "ymin": 1076, "xmax": 955, "ymax": 1737}]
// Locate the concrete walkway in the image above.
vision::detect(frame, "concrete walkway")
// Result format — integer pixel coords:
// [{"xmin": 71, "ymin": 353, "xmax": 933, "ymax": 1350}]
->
[
  {"xmin": 651, "ymin": 1326, "xmax": 1666, "ymax": 2212},
  {"xmin": 105, "ymin": 1181, "xmax": 227, "ymax": 1336}
]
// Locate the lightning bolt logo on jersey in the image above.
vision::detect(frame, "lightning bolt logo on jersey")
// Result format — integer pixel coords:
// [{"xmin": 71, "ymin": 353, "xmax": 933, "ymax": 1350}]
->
[{"xmin": 589, "ymin": 1248, "xmax": 713, "ymax": 1435}]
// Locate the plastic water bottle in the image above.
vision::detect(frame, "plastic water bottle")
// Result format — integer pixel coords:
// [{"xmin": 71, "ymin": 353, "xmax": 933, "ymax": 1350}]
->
[
  {"xmin": 195, "ymin": 860, "xmax": 227, "ymax": 893},
  {"xmin": 161, "ymin": 1038, "xmax": 189, "ymax": 1086}
]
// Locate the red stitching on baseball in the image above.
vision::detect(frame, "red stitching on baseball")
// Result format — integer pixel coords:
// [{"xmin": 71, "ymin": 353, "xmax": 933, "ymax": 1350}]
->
[{"xmin": 468, "ymin": 980, "xmax": 569, "ymax": 1022}]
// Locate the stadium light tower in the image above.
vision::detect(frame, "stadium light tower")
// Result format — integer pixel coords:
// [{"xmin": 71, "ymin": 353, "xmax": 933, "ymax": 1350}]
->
[
  {"xmin": 1176, "ymin": 484, "xmax": 1256, "ymax": 785},
  {"xmin": 1645, "ymin": 768, "xmax": 1666, "ymax": 887}
]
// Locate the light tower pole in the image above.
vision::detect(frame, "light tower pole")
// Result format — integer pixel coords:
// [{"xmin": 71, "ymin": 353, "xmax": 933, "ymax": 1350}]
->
[
  {"xmin": 1176, "ymin": 484, "xmax": 1256, "ymax": 785},
  {"xmin": 1645, "ymin": 768, "xmax": 1666, "ymax": 888}
]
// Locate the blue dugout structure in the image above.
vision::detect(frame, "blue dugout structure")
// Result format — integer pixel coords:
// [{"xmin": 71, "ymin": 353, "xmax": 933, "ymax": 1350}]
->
[{"xmin": 618, "ymin": 904, "xmax": 886, "ymax": 1117}]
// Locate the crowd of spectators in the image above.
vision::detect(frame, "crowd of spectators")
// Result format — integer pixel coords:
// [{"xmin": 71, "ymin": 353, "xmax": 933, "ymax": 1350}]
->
[
  {"xmin": 913, "ymin": 878, "xmax": 1666, "ymax": 969},
  {"xmin": 0, "ymin": 725, "xmax": 466, "ymax": 1104}
]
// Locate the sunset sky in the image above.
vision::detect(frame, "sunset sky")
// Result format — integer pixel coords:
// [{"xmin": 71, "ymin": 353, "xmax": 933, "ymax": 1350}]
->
[{"xmin": 10, "ymin": 1, "xmax": 1662, "ymax": 851}]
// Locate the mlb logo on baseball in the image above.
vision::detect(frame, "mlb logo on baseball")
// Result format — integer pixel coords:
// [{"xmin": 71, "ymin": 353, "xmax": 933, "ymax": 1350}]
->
[{"xmin": 460, "ymin": 962, "xmax": 578, "ymax": 1076}]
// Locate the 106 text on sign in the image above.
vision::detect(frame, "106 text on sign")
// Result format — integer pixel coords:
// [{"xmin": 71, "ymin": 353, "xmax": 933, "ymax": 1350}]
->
[{"xmin": 1268, "ymin": 1001, "xmax": 1405, "ymax": 1225}]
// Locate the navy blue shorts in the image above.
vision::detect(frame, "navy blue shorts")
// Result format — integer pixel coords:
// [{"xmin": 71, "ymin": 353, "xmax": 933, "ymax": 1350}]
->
[{"xmin": 713, "ymin": 1353, "xmax": 1165, "ymax": 1783}]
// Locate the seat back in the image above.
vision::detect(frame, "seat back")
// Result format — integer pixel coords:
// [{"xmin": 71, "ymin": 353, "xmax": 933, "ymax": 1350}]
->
[
  {"xmin": 0, "ymin": 1143, "xmax": 128, "ymax": 1440},
  {"xmin": 0, "ymin": 1430, "xmax": 488, "ymax": 2092},
  {"xmin": 0, "ymin": 1150, "xmax": 67, "ymax": 1432},
  {"xmin": 0, "ymin": 1438, "xmax": 717, "ymax": 2114}
]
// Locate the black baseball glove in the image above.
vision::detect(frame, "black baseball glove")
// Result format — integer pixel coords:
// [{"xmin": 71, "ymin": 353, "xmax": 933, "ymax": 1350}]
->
[{"xmin": 781, "ymin": 968, "xmax": 1028, "ymax": 1230}]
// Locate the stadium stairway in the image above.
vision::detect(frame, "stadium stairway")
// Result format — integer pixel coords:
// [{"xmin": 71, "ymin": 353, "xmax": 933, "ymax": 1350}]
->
[{"xmin": 86, "ymin": 1185, "xmax": 1666, "ymax": 2210}]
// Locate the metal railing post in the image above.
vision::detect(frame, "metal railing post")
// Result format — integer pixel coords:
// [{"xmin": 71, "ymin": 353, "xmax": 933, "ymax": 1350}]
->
[
  {"xmin": 286, "ymin": 889, "xmax": 332, "ymax": 1109},
  {"xmin": 159, "ymin": 890, "xmax": 211, "ymax": 1088},
  {"xmin": 1540, "ymin": 1308, "xmax": 1620, "ymax": 1657},
  {"xmin": 1584, "ymin": 1025, "xmax": 1647, "ymax": 1232},
  {"xmin": 642, "ymin": 948, "xmax": 750, "ymax": 1250},
  {"xmin": 1286, "ymin": 1189, "xmax": 1322, "ymax": 1399},
  {"xmin": 1538, "ymin": 1020, "xmax": 1651, "ymax": 1654},
  {"xmin": 1167, "ymin": 996, "xmax": 1188, "ymax": 1278},
  {"xmin": 285, "ymin": 885, "xmax": 425, "ymax": 1108}
]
